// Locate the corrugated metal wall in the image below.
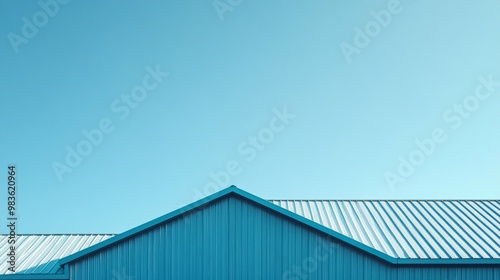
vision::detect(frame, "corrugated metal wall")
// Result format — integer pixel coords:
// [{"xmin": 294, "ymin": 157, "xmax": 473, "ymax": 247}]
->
[{"xmin": 68, "ymin": 195, "xmax": 500, "ymax": 280}]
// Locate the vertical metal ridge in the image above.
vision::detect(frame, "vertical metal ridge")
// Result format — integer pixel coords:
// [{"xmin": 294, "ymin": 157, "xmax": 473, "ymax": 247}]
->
[
  {"xmin": 460, "ymin": 201, "xmax": 500, "ymax": 243},
  {"xmin": 453, "ymin": 201, "xmax": 499, "ymax": 247},
  {"xmin": 469, "ymin": 201, "xmax": 500, "ymax": 254},
  {"xmin": 347, "ymin": 201, "xmax": 375, "ymax": 248},
  {"xmin": 427, "ymin": 201, "xmax": 475, "ymax": 258},
  {"xmin": 392, "ymin": 202, "xmax": 432, "ymax": 258},
  {"xmin": 332, "ymin": 201, "xmax": 350, "ymax": 236},
  {"xmin": 324, "ymin": 201, "xmax": 341, "ymax": 232},
  {"xmin": 473, "ymin": 201, "xmax": 500, "ymax": 233},
  {"xmin": 364, "ymin": 201, "xmax": 401, "ymax": 258},
  {"xmin": 337, "ymin": 201, "xmax": 357, "ymax": 240},
  {"xmin": 436, "ymin": 201, "xmax": 487, "ymax": 258},
  {"xmin": 372, "ymin": 201, "xmax": 413, "ymax": 258},
  {"xmin": 426, "ymin": 201, "xmax": 469, "ymax": 258},
  {"xmin": 383, "ymin": 201, "xmax": 422, "ymax": 258},
  {"xmin": 464, "ymin": 201, "xmax": 494, "ymax": 225},
  {"xmin": 352, "ymin": 201, "xmax": 386, "ymax": 254},
  {"xmin": 441, "ymin": 201, "xmax": 495, "ymax": 258},
  {"xmin": 397, "ymin": 201, "xmax": 443, "ymax": 258},
  {"xmin": 317, "ymin": 201, "xmax": 333, "ymax": 229},
  {"xmin": 314, "ymin": 200, "xmax": 328, "ymax": 228}
]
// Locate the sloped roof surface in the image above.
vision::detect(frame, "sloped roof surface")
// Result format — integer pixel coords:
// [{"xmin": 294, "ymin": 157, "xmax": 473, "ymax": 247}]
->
[
  {"xmin": 270, "ymin": 200, "xmax": 500, "ymax": 260},
  {"xmin": 1, "ymin": 188, "xmax": 498, "ymax": 277},
  {"xmin": 0, "ymin": 234, "xmax": 114, "ymax": 275}
]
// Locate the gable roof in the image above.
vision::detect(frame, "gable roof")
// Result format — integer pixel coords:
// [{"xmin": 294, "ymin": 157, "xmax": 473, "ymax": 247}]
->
[
  {"xmin": 271, "ymin": 200, "xmax": 500, "ymax": 261},
  {"xmin": 57, "ymin": 186, "xmax": 500, "ymax": 266},
  {"xmin": 1, "ymin": 186, "xmax": 498, "ymax": 278}
]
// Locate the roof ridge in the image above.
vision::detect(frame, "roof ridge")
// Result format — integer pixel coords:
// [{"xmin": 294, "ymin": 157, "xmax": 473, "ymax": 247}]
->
[{"xmin": 267, "ymin": 199, "xmax": 500, "ymax": 201}]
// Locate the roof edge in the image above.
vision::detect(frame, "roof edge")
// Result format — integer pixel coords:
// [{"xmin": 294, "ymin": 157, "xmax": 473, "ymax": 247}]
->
[
  {"xmin": 58, "ymin": 186, "xmax": 500, "ymax": 267},
  {"xmin": 58, "ymin": 185, "xmax": 238, "ymax": 265},
  {"xmin": 396, "ymin": 258, "xmax": 500, "ymax": 265}
]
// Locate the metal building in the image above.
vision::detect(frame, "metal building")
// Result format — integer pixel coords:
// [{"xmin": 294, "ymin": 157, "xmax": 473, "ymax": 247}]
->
[{"xmin": 1, "ymin": 186, "xmax": 499, "ymax": 279}]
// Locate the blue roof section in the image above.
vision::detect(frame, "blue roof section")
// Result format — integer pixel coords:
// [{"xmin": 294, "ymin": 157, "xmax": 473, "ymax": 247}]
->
[{"xmin": 58, "ymin": 186, "xmax": 500, "ymax": 266}]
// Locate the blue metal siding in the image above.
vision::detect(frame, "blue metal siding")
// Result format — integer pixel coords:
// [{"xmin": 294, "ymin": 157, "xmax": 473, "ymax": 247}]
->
[{"xmin": 67, "ymin": 195, "xmax": 500, "ymax": 280}]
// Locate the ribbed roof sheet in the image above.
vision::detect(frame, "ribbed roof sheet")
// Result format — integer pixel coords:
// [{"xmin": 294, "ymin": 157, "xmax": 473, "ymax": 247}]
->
[
  {"xmin": 0, "ymin": 234, "xmax": 114, "ymax": 275},
  {"xmin": 270, "ymin": 200, "xmax": 500, "ymax": 260},
  {"xmin": 1, "ymin": 197, "xmax": 498, "ymax": 276}
]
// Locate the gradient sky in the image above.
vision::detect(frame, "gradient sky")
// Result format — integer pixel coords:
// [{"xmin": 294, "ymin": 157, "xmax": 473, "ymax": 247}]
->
[{"xmin": 1, "ymin": 0, "xmax": 499, "ymax": 234}]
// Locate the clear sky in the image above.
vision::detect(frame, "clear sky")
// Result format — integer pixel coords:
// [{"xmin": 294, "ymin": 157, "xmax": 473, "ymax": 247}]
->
[{"xmin": 1, "ymin": 0, "xmax": 499, "ymax": 234}]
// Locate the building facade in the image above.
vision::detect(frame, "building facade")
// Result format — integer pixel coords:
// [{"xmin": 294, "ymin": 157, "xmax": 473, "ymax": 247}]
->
[{"xmin": 1, "ymin": 186, "xmax": 498, "ymax": 279}]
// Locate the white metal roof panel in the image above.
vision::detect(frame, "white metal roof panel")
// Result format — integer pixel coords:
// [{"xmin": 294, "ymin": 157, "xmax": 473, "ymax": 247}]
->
[
  {"xmin": 0, "ymin": 234, "xmax": 114, "ymax": 275},
  {"xmin": 270, "ymin": 200, "xmax": 500, "ymax": 260}
]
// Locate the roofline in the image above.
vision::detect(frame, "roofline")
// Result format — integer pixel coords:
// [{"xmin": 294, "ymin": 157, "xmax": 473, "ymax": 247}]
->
[
  {"xmin": 58, "ymin": 186, "xmax": 239, "ymax": 265},
  {"xmin": 396, "ymin": 258, "xmax": 500, "ymax": 265},
  {"xmin": 233, "ymin": 189, "xmax": 500, "ymax": 265},
  {"xmin": 0, "ymin": 264, "xmax": 69, "ymax": 280},
  {"xmin": 59, "ymin": 186, "xmax": 500, "ymax": 266}
]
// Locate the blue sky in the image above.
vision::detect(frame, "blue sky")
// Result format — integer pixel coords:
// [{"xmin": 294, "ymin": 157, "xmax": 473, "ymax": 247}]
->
[{"xmin": 1, "ymin": 0, "xmax": 499, "ymax": 234}]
